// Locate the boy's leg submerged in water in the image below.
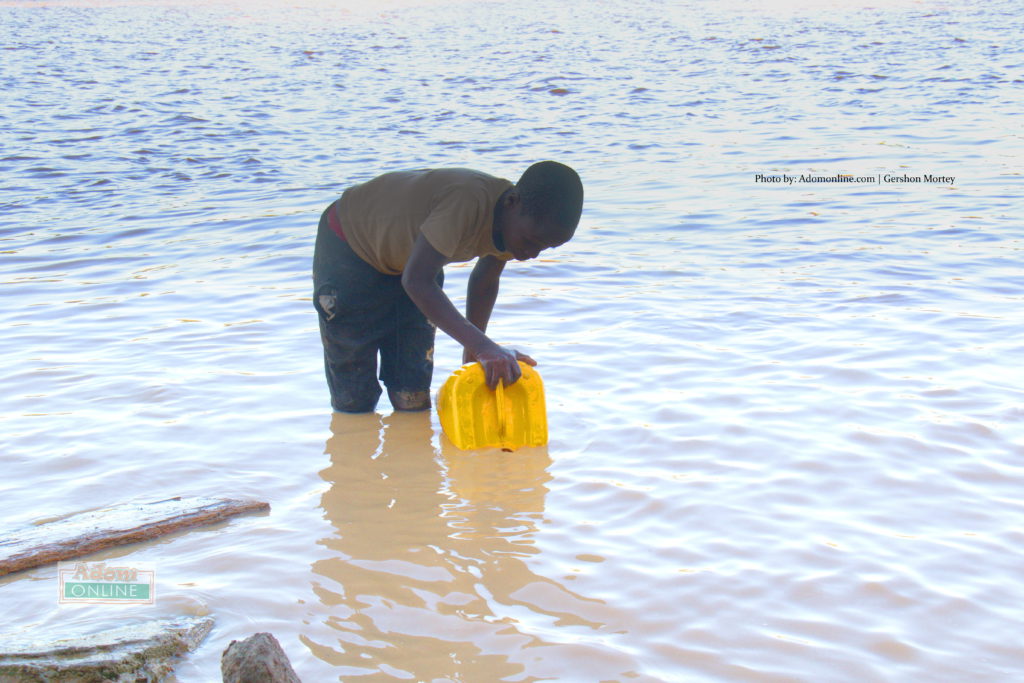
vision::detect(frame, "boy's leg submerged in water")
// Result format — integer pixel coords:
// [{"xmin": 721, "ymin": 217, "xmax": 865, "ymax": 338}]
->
[
  {"xmin": 313, "ymin": 204, "xmax": 444, "ymax": 413},
  {"xmin": 313, "ymin": 206, "xmax": 387, "ymax": 413},
  {"xmin": 315, "ymin": 285, "xmax": 382, "ymax": 413},
  {"xmin": 379, "ymin": 269, "xmax": 443, "ymax": 412}
]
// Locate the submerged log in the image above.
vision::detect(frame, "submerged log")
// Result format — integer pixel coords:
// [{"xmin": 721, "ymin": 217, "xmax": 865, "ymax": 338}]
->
[
  {"xmin": 0, "ymin": 496, "xmax": 270, "ymax": 577},
  {"xmin": 0, "ymin": 615, "xmax": 213, "ymax": 682},
  {"xmin": 221, "ymin": 632, "xmax": 301, "ymax": 683}
]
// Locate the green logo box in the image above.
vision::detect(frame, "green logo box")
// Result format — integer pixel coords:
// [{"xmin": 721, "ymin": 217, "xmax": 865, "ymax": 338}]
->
[{"xmin": 58, "ymin": 562, "xmax": 156, "ymax": 605}]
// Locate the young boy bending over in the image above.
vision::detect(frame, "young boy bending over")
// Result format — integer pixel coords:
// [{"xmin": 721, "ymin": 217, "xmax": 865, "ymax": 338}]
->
[{"xmin": 313, "ymin": 161, "xmax": 583, "ymax": 413}]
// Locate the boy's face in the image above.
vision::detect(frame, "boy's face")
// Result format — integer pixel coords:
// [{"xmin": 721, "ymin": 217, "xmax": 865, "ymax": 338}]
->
[{"xmin": 499, "ymin": 195, "xmax": 568, "ymax": 261}]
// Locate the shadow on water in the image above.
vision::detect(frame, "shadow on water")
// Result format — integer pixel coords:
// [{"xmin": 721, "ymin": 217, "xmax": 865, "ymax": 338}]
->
[{"xmin": 304, "ymin": 410, "xmax": 608, "ymax": 680}]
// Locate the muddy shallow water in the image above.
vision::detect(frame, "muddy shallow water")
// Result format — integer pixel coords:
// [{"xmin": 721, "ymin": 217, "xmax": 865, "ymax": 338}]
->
[{"xmin": 2, "ymin": 0, "xmax": 1023, "ymax": 680}]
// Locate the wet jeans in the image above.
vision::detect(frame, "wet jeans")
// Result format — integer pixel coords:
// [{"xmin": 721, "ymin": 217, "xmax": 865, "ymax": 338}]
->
[{"xmin": 312, "ymin": 203, "xmax": 441, "ymax": 412}]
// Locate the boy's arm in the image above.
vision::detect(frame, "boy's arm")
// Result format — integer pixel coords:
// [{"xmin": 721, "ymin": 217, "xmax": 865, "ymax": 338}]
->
[
  {"xmin": 463, "ymin": 255, "xmax": 504, "ymax": 361},
  {"xmin": 402, "ymin": 234, "xmax": 534, "ymax": 388}
]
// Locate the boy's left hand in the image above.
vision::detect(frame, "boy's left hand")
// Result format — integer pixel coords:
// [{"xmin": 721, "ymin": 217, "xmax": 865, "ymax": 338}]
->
[
  {"xmin": 463, "ymin": 346, "xmax": 536, "ymax": 366},
  {"xmin": 463, "ymin": 346, "xmax": 537, "ymax": 386}
]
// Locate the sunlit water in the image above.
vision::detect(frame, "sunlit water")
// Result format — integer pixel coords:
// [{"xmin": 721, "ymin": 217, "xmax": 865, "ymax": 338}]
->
[{"xmin": 2, "ymin": 0, "xmax": 1023, "ymax": 680}]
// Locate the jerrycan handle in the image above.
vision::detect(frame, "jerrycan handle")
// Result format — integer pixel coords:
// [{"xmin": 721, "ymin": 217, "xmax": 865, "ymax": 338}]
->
[{"xmin": 495, "ymin": 378, "xmax": 508, "ymax": 442}]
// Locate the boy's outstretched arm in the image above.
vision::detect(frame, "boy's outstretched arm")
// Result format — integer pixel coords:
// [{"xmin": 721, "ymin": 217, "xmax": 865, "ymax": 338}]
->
[
  {"xmin": 402, "ymin": 234, "xmax": 534, "ymax": 389},
  {"xmin": 464, "ymin": 255, "xmax": 503, "ymax": 359}
]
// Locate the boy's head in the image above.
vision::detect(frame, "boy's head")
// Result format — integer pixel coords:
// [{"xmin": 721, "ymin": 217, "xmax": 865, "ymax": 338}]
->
[{"xmin": 495, "ymin": 161, "xmax": 583, "ymax": 261}]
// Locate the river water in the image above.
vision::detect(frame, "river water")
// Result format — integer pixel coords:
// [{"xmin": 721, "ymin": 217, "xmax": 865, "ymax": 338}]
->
[{"xmin": 2, "ymin": 0, "xmax": 1022, "ymax": 680}]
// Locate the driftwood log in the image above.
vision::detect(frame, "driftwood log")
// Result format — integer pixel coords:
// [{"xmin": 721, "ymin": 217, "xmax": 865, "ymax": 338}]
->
[
  {"xmin": 222, "ymin": 632, "xmax": 302, "ymax": 683},
  {"xmin": 0, "ymin": 496, "xmax": 270, "ymax": 577},
  {"xmin": 0, "ymin": 615, "xmax": 213, "ymax": 682}
]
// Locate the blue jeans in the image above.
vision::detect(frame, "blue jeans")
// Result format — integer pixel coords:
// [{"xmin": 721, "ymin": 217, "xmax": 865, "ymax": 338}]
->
[{"xmin": 312, "ymin": 204, "xmax": 441, "ymax": 412}]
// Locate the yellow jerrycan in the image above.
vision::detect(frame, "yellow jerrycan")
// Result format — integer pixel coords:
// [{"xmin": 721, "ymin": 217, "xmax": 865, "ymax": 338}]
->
[{"xmin": 437, "ymin": 361, "xmax": 548, "ymax": 450}]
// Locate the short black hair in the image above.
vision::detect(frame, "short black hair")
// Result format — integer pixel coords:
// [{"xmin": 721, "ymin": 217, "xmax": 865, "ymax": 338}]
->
[{"xmin": 516, "ymin": 161, "xmax": 583, "ymax": 238}]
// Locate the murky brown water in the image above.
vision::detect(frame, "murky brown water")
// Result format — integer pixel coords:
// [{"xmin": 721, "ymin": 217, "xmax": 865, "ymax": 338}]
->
[{"xmin": 2, "ymin": 0, "xmax": 1023, "ymax": 680}]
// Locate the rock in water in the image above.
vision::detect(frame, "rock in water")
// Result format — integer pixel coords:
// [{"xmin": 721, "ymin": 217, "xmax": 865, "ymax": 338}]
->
[
  {"xmin": 221, "ymin": 632, "xmax": 301, "ymax": 683},
  {"xmin": 0, "ymin": 615, "xmax": 213, "ymax": 682}
]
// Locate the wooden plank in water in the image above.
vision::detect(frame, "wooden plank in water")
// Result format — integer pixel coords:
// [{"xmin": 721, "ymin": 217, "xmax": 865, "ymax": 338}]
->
[{"xmin": 0, "ymin": 496, "xmax": 270, "ymax": 577}]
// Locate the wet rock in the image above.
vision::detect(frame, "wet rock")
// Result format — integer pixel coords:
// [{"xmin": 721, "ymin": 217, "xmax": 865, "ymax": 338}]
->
[
  {"xmin": 0, "ymin": 615, "xmax": 213, "ymax": 682},
  {"xmin": 221, "ymin": 632, "xmax": 301, "ymax": 683}
]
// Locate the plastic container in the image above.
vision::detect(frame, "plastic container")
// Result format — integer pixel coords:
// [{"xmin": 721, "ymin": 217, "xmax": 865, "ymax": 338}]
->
[{"xmin": 436, "ymin": 361, "xmax": 548, "ymax": 451}]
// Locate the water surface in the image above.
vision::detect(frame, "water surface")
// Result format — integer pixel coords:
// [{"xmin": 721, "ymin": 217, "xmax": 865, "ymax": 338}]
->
[{"xmin": 2, "ymin": 0, "xmax": 1023, "ymax": 680}]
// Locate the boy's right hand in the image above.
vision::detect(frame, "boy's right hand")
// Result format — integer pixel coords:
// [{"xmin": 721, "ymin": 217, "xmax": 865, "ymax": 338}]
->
[{"xmin": 469, "ymin": 342, "xmax": 537, "ymax": 389}]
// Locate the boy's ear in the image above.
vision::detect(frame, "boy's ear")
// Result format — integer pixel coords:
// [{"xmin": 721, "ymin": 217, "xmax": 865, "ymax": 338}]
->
[{"xmin": 503, "ymin": 188, "xmax": 521, "ymax": 208}]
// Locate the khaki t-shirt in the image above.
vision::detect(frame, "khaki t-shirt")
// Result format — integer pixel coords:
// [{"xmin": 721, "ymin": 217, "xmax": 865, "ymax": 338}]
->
[{"xmin": 335, "ymin": 168, "xmax": 514, "ymax": 275}]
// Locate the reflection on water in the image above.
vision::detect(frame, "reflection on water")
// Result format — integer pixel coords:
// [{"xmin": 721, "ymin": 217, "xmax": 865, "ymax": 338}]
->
[{"xmin": 309, "ymin": 412, "xmax": 623, "ymax": 680}]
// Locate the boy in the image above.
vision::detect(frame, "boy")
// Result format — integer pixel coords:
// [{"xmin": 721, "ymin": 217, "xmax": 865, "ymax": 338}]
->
[{"xmin": 313, "ymin": 161, "xmax": 583, "ymax": 413}]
